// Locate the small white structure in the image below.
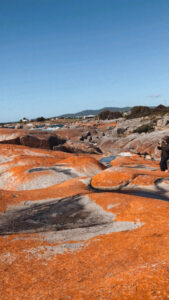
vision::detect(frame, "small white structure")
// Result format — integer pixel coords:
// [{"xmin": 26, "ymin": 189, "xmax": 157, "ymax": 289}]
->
[
  {"xmin": 83, "ymin": 115, "xmax": 95, "ymax": 119},
  {"xmin": 21, "ymin": 117, "xmax": 29, "ymax": 123}
]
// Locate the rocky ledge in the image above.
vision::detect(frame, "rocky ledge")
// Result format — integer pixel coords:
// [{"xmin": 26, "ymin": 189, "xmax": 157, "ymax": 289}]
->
[
  {"xmin": 1, "ymin": 115, "xmax": 169, "ymax": 159},
  {"xmin": 0, "ymin": 136, "xmax": 169, "ymax": 299}
]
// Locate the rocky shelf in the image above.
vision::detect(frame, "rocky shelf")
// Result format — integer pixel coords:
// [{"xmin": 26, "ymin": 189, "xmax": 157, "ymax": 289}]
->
[{"xmin": 0, "ymin": 119, "xmax": 169, "ymax": 299}]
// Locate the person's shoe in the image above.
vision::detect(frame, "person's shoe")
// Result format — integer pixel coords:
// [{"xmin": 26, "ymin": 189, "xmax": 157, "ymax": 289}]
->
[{"xmin": 165, "ymin": 170, "xmax": 169, "ymax": 172}]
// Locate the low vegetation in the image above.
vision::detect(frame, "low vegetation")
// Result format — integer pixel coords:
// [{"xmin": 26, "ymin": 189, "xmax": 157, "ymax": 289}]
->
[
  {"xmin": 98, "ymin": 110, "xmax": 123, "ymax": 120},
  {"xmin": 34, "ymin": 117, "xmax": 46, "ymax": 122},
  {"xmin": 133, "ymin": 124, "xmax": 154, "ymax": 134},
  {"xmin": 127, "ymin": 104, "xmax": 169, "ymax": 119},
  {"xmin": 97, "ymin": 105, "xmax": 169, "ymax": 121}
]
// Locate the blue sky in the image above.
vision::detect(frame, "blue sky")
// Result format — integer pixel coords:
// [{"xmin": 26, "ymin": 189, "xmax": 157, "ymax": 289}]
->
[{"xmin": 0, "ymin": 0, "xmax": 169, "ymax": 122}]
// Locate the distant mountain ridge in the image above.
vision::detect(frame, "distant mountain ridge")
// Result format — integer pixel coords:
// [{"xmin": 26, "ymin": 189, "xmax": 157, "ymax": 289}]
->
[{"xmin": 58, "ymin": 106, "xmax": 131, "ymax": 118}]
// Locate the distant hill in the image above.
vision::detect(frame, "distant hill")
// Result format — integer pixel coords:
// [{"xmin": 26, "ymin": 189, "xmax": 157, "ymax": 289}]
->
[{"xmin": 58, "ymin": 107, "xmax": 131, "ymax": 118}]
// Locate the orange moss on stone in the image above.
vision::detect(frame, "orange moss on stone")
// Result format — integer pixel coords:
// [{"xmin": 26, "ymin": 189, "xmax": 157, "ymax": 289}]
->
[
  {"xmin": 91, "ymin": 169, "xmax": 136, "ymax": 190},
  {"xmin": 58, "ymin": 155, "xmax": 106, "ymax": 173},
  {"xmin": 0, "ymin": 146, "xmax": 104, "ymax": 191},
  {"xmin": 0, "ymin": 177, "xmax": 89, "ymax": 213},
  {"xmin": 1, "ymin": 143, "xmax": 169, "ymax": 299},
  {"xmin": 0, "ymin": 143, "xmax": 72, "ymax": 159},
  {"xmin": 97, "ymin": 122, "xmax": 118, "ymax": 128},
  {"xmin": 130, "ymin": 174, "xmax": 157, "ymax": 186},
  {"xmin": 1, "ymin": 192, "xmax": 169, "ymax": 299},
  {"xmin": 91, "ymin": 165, "xmax": 169, "ymax": 191},
  {"xmin": 111, "ymin": 154, "xmax": 159, "ymax": 169}
]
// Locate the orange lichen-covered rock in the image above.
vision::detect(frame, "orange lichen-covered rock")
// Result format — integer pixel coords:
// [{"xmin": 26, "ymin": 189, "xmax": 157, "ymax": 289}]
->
[
  {"xmin": 91, "ymin": 163, "xmax": 169, "ymax": 194},
  {"xmin": 0, "ymin": 177, "xmax": 90, "ymax": 213},
  {"xmin": 110, "ymin": 154, "xmax": 159, "ymax": 169},
  {"xmin": 130, "ymin": 174, "xmax": 157, "ymax": 186},
  {"xmin": 1, "ymin": 142, "xmax": 169, "ymax": 299},
  {"xmin": 58, "ymin": 155, "xmax": 106, "ymax": 176},
  {"xmin": 1, "ymin": 191, "xmax": 169, "ymax": 299},
  {"xmin": 91, "ymin": 167, "xmax": 136, "ymax": 190},
  {"xmin": 0, "ymin": 128, "xmax": 66, "ymax": 149},
  {"xmin": 0, "ymin": 145, "xmax": 105, "ymax": 191},
  {"xmin": 0, "ymin": 128, "xmax": 22, "ymax": 141},
  {"xmin": 97, "ymin": 122, "xmax": 118, "ymax": 128}
]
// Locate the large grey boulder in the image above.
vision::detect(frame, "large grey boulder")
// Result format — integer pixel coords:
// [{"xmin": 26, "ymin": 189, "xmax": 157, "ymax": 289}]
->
[
  {"xmin": 156, "ymin": 117, "xmax": 169, "ymax": 128},
  {"xmin": 53, "ymin": 140, "xmax": 102, "ymax": 154},
  {"xmin": 124, "ymin": 129, "xmax": 169, "ymax": 158},
  {"xmin": 112, "ymin": 118, "xmax": 153, "ymax": 136}
]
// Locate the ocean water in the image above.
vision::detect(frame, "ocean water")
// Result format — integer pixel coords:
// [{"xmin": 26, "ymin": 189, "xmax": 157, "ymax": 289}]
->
[{"xmin": 35, "ymin": 124, "xmax": 64, "ymax": 132}]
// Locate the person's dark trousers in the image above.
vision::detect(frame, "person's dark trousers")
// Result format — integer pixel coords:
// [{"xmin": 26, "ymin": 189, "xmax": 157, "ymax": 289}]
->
[{"xmin": 160, "ymin": 156, "xmax": 168, "ymax": 171}]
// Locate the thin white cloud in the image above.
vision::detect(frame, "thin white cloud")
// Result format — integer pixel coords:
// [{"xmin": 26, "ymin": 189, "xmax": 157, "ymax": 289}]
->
[{"xmin": 148, "ymin": 94, "xmax": 161, "ymax": 98}]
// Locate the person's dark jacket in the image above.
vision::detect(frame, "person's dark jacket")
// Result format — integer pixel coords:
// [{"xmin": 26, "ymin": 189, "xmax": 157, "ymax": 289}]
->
[{"xmin": 158, "ymin": 141, "xmax": 169, "ymax": 171}]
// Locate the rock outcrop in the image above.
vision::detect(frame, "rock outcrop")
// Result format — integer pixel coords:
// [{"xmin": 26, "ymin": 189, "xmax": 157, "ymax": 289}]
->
[
  {"xmin": 54, "ymin": 140, "xmax": 102, "ymax": 154},
  {"xmin": 0, "ymin": 129, "xmax": 66, "ymax": 150},
  {"xmin": 156, "ymin": 116, "xmax": 169, "ymax": 128},
  {"xmin": 0, "ymin": 141, "xmax": 169, "ymax": 299},
  {"xmin": 1, "ymin": 121, "xmax": 169, "ymax": 158},
  {"xmin": 20, "ymin": 134, "xmax": 66, "ymax": 149}
]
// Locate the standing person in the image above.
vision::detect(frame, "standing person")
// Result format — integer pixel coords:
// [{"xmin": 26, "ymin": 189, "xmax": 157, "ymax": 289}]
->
[{"xmin": 157, "ymin": 136, "xmax": 169, "ymax": 172}]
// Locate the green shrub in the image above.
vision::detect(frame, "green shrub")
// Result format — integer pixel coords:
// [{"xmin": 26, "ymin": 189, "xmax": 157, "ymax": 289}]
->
[
  {"xmin": 127, "ymin": 104, "xmax": 169, "ymax": 119},
  {"xmin": 152, "ymin": 104, "xmax": 169, "ymax": 115},
  {"xmin": 133, "ymin": 124, "xmax": 154, "ymax": 134},
  {"xmin": 127, "ymin": 106, "xmax": 151, "ymax": 119},
  {"xmin": 98, "ymin": 110, "xmax": 122, "ymax": 120},
  {"xmin": 35, "ymin": 117, "xmax": 46, "ymax": 122}
]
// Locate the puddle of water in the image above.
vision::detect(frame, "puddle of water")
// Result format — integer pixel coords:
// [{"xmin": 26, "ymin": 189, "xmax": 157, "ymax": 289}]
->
[{"xmin": 100, "ymin": 156, "xmax": 116, "ymax": 163}]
